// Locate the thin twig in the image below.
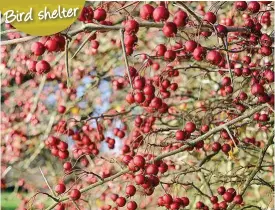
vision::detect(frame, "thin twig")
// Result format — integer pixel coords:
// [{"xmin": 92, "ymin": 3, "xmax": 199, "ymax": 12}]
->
[
  {"xmin": 110, "ymin": 1, "xmax": 139, "ymax": 14},
  {"xmin": 23, "ymin": 112, "xmax": 57, "ymax": 169},
  {"xmin": 221, "ymin": 37, "xmax": 234, "ymax": 87},
  {"xmin": 0, "ymin": 36, "xmax": 38, "ymax": 45},
  {"xmin": 120, "ymin": 29, "xmax": 133, "ymax": 89},
  {"xmin": 72, "ymin": 200, "xmax": 82, "ymax": 210},
  {"xmin": 39, "ymin": 167, "xmax": 56, "ymax": 197},
  {"xmin": 71, "ymin": 31, "xmax": 96, "ymax": 59},
  {"xmin": 175, "ymin": 2, "xmax": 202, "ymax": 24},
  {"xmin": 25, "ymin": 75, "xmax": 47, "ymax": 122},
  {"xmin": 65, "ymin": 38, "xmax": 71, "ymax": 87}
]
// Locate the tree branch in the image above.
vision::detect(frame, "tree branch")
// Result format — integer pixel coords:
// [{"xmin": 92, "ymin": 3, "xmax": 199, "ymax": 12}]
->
[
  {"xmin": 120, "ymin": 29, "xmax": 133, "ymax": 89},
  {"xmin": 175, "ymin": 2, "xmax": 202, "ymax": 24},
  {"xmin": 0, "ymin": 36, "xmax": 38, "ymax": 46},
  {"xmin": 227, "ymin": 134, "xmax": 274, "ymax": 210},
  {"xmin": 46, "ymin": 103, "xmax": 268, "ymax": 210}
]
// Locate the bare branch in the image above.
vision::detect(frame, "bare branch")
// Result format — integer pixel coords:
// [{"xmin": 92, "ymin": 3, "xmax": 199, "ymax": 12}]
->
[{"xmin": 120, "ymin": 29, "xmax": 133, "ymax": 89}]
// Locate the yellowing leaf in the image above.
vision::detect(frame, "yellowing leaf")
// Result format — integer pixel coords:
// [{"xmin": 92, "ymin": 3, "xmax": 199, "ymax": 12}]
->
[
  {"xmin": 228, "ymin": 147, "xmax": 239, "ymax": 161},
  {"xmin": 178, "ymin": 103, "xmax": 187, "ymax": 111},
  {"xmin": 71, "ymin": 107, "xmax": 79, "ymax": 115},
  {"xmin": 114, "ymin": 105, "xmax": 122, "ymax": 112},
  {"xmin": 168, "ymin": 119, "xmax": 180, "ymax": 127},
  {"xmin": 173, "ymin": 183, "xmax": 181, "ymax": 195},
  {"xmin": 95, "ymin": 199, "xmax": 103, "ymax": 207},
  {"xmin": 233, "ymin": 147, "xmax": 239, "ymax": 155}
]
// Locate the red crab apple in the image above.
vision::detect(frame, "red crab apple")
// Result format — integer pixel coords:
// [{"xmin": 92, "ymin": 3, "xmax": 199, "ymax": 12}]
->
[
  {"xmin": 206, "ymin": 50, "xmax": 222, "ymax": 65},
  {"xmin": 234, "ymin": 1, "xmax": 247, "ymax": 11},
  {"xmin": 36, "ymin": 60, "xmax": 51, "ymax": 74},
  {"xmin": 203, "ymin": 12, "xmax": 216, "ymax": 23},
  {"xmin": 173, "ymin": 10, "xmax": 188, "ymax": 27},
  {"xmin": 233, "ymin": 195, "xmax": 243, "ymax": 204},
  {"xmin": 185, "ymin": 40, "xmax": 197, "ymax": 52},
  {"xmin": 140, "ymin": 4, "xmax": 154, "ymax": 20},
  {"xmin": 156, "ymin": 44, "xmax": 167, "ymax": 56},
  {"xmin": 218, "ymin": 186, "xmax": 226, "ymax": 195},
  {"xmin": 163, "ymin": 194, "xmax": 173, "ymax": 205},
  {"xmin": 133, "ymin": 155, "xmax": 145, "ymax": 168},
  {"xmin": 162, "ymin": 22, "xmax": 177, "ymax": 37},
  {"xmin": 116, "ymin": 197, "xmax": 126, "ymax": 207},
  {"xmin": 55, "ymin": 183, "xmax": 66, "ymax": 194},
  {"xmin": 247, "ymin": 1, "xmax": 260, "ymax": 13},
  {"xmin": 153, "ymin": 6, "xmax": 169, "ymax": 22},
  {"xmin": 185, "ymin": 122, "xmax": 196, "ymax": 133},
  {"xmin": 127, "ymin": 201, "xmax": 137, "ymax": 210},
  {"xmin": 94, "ymin": 8, "xmax": 107, "ymax": 21},
  {"xmin": 176, "ymin": 130, "xmax": 186, "ymax": 140},
  {"xmin": 125, "ymin": 20, "xmax": 139, "ymax": 34},
  {"xmin": 126, "ymin": 185, "xmax": 136, "ymax": 196},
  {"xmin": 69, "ymin": 189, "xmax": 81, "ymax": 200},
  {"xmin": 31, "ymin": 42, "xmax": 45, "ymax": 56}
]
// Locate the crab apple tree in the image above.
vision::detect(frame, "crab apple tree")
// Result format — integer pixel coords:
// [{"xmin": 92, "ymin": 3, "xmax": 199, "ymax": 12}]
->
[{"xmin": 1, "ymin": 1, "xmax": 274, "ymax": 210}]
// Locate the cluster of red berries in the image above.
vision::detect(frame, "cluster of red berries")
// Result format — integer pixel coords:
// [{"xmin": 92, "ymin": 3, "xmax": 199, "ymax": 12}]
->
[
  {"xmin": 110, "ymin": 194, "xmax": 137, "ymax": 210},
  {"xmin": 140, "ymin": 4, "xmax": 188, "ymax": 39},
  {"xmin": 243, "ymin": 137, "xmax": 261, "ymax": 147},
  {"xmin": 139, "ymin": 4, "xmax": 229, "ymax": 66},
  {"xmin": 220, "ymin": 76, "xmax": 233, "ymax": 95},
  {"xmin": 113, "ymin": 128, "xmax": 126, "ymax": 139},
  {"xmin": 55, "ymin": 185, "xmax": 82, "ymax": 207},
  {"xmin": 126, "ymin": 65, "xmax": 179, "ymax": 114},
  {"xmin": 158, "ymin": 194, "xmax": 190, "ymax": 210},
  {"xmin": 258, "ymin": 10, "xmax": 272, "ymax": 26},
  {"xmin": 105, "ymin": 137, "xmax": 116, "ymax": 149},
  {"xmin": 122, "ymin": 154, "xmax": 168, "ymax": 195},
  {"xmin": 235, "ymin": 1, "xmax": 272, "ymax": 13},
  {"xmin": 174, "ymin": 121, "xmax": 206, "ymax": 149},
  {"xmin": 198, "ymin": 186, "xmax": 244, "ymax": 210},
  {"xmin": 155, "ymin": 43, "xmax": 173, "ymax": 62},
  {"xmin": 147, "ymin": 6, "xmax": 228, "ymax": 65},
  {"xmin": 251, "ymin": 83, "xmax": 272, "ymax": 104},
  {"xmin": 122, "ymin": 19, "xmax": 139, "ymax": 55},
  {"xmin": 175, "ymin": 121, "xmax": 206, "ymax": 151},
  {"xmin": 128, "ymin": 130, "xmax": 144, "ymax": 150},
  {"xmin": 1, "ymin": 130, "xmax": 27, "ymax": 163},
  {"xmin": 45, "ymin": 136, "xmax": 69, "ymax": 159},
  {"xmin": 208, "ymin": 131, "xmax": 240, "ymax": 156},
  {"xmin": 218, "ymin": 62, "xmax": 274, "ymax": 109},
  {"xmin": 28, "ymin": 34, "xmax": 66, "ymax": 74},
  {"xmin": 78, "ymin": 6, "xmax": 108, "ymax": 23},
  {"xmin": 4, "ymin": 23, "xmax": 21, "ymax": 39},
  {"xmin": 78, "ymin": 6, "xmax": 94, "ymax": 22},
  {"xmin": 175, "ymin": 121, "xmax": 196, "ymax": 141},
  {"xmin": 112, "ymin": 77, "xmax": 126, "ymax": 90},
  {"xmin": 159, "ymin": 37, "xmax": 225, "ymax": 65},
  {"xmin": 53, "ymin": 120, "xmax": 73, "ymax": 135},
  {"xmin": 74, "ymin": 26, "xmax": 101, "ymax": 53},
  {"xmin": 241, "ymin": 15, "xmax": 273, "ymax": 56},
  {"xmin": 134, "ymin": 115, "xmax": 156, "ymax": 134},
  {"xmin": 71, "ymin": 132, "xmax": 99, "ymax": 158},
  {"xmin": 253, "ymin": 112, "xmax": 270, "ymax": 122}
]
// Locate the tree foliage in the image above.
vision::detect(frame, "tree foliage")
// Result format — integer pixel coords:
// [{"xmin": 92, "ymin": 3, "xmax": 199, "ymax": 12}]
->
[{"xmin": 1, "ymin": 1, "xmax": 274, "ymax": 210}]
